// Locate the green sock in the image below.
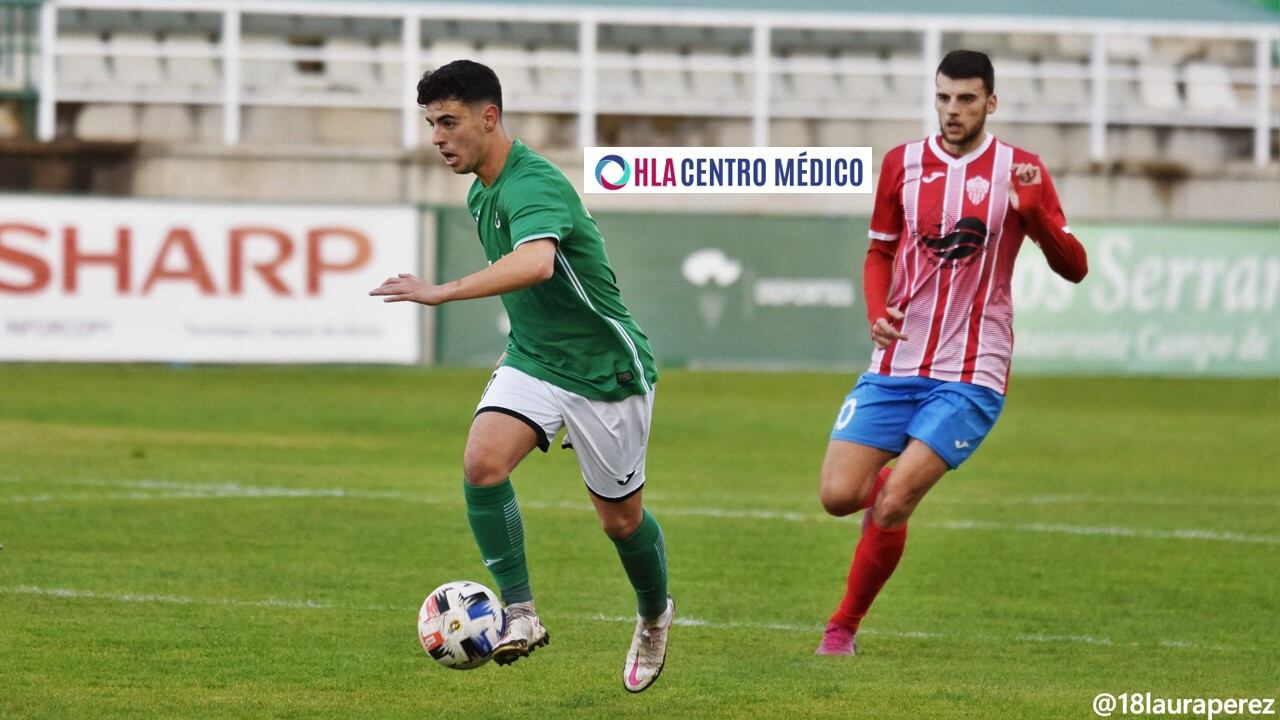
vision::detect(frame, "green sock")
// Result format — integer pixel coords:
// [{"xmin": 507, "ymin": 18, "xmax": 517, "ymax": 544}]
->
[
  {"xmin": 463, "ymin": 479, "xmax": 532, "ymax": 604},
  {"xmin": 612, "ymin": 509, "xmax": 669, "ymax": 619}
]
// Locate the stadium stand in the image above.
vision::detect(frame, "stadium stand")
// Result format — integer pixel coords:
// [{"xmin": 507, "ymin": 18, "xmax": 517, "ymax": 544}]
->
[{"xmin": 1, "ymin": 0, "xmax": 1275, "ymax": 218}]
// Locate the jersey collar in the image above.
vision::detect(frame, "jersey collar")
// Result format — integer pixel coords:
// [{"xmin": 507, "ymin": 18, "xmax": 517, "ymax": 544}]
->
[{"xmin": 927, "ymin": 132, "xmax": 994, "ymax": 169}]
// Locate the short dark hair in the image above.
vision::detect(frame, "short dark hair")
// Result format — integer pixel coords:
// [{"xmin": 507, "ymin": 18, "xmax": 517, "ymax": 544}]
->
[
  {"xmin": 416, "ymin": 59, "xmax": 503, "ymax": 112},
  {"xmin": 937, "ymin": 50, "xmax": 994, "ymax": 95}
]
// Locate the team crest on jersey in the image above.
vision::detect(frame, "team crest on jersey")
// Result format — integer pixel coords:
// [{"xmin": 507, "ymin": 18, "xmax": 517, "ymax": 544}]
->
[{"xmin": 966, "ymin": 176, "xmax": 990, "ymax": 204}]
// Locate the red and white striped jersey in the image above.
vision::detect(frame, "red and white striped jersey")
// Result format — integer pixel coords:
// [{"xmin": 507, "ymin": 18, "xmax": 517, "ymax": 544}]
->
[{"xmin": 867, "ymin": 133, "xmax": 1071, "ymax": 394}]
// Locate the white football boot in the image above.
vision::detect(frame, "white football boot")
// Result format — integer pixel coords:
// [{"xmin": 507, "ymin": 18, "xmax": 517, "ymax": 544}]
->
[
  {"xmin": 492, "ymin": 601, "xmax": 549, "ymax": 666},
  {"xmin": 622, "ymin": 596, "xmax": 674, "ymax": 693}
]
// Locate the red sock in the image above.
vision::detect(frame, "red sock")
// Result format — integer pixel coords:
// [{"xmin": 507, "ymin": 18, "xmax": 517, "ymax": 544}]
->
[
  {"xmin": 829, "ymin": 515, "xmax": 908, "ymax": 631},
  {"xmin": 861, "ymin": 467, "xmax": 891, "ymax": 511}
]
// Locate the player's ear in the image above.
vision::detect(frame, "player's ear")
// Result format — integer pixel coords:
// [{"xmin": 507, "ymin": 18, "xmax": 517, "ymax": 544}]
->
[
  {"xmin": 483, "ymin": 104, "xmax": 500, "ymax": 132},
  {"xmin": 986, "ymin": 91, "xmax": 997, "ymax": 115}
]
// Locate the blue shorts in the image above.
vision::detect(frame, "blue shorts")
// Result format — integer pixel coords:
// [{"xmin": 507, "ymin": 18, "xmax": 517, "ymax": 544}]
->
[{"xmin": 829, "ymin": 373, "xmax": 1005, "ymax": 469}]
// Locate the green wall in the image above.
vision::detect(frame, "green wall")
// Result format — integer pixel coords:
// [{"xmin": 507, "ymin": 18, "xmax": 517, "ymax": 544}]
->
[{"xmin": 435, "ymin": 208, "xmax": 1279, "ymax": 377}]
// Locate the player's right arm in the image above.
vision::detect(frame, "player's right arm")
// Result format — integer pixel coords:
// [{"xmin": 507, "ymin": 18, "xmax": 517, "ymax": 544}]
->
[
  {"xmin": 865, "ymin": 146, "xmax": 908, "ymax": 349},
  {"xmin": 369, "ymin": 239, "xmax": 556, "ymax": 306}
]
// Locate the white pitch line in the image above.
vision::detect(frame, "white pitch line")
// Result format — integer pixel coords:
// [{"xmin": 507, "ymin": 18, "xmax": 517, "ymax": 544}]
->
[
  {"xmin": 0, "ymin": 585, "xmax": 1203, "ymax": 652},
  {"xmin": 932, "ymin": 494, "xmax": 1280, "ymax": 510},
  {"xmin": 1, "ymin": 585, "xmax": 332, "ymax": 609},
  {"xmin": 926, "ymin": 519, "xmax": 1280, "ymax": 545},
  {"xmin": 4, "ymin": 480, "xmax": 1279, "ymax": 546},
  {"xmin": 32, "ymin": 477, "xmax": 1280, "ymax": 510}
]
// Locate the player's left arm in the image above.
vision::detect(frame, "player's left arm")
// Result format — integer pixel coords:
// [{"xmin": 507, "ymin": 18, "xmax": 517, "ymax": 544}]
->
[
  {"xmin": 1011, "ymin": 159, "xmax": 1088, "ymax": 284},
  {"xmin": 369, "ymin": 239, "xmax": 556, "ymax": 306}
]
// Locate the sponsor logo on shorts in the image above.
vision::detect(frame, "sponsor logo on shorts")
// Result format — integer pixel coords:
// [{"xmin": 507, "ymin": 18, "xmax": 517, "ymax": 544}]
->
[
  {"xmin": 954, "ymin": 440, "xmax": 971, "ymax": 449},
  {"xmin": 618, "ymin": 470, "xmax": 637, "ymax": 486}
]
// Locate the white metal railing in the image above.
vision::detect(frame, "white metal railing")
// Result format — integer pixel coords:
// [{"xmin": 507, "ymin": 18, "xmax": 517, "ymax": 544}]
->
[{"xmin": 32, "ymin": 0, "xmax": 1280, "ymax": 166}]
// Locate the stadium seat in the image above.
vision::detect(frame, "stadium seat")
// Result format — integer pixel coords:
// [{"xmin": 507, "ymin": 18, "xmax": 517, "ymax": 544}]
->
[
  {"xmin": 111, "ymin": 32, "xmax": 165, "ymax": 89},
  {"xmin": 595, "ymin": 50, "xmax": 638, "ymax": 103},
  {"xmin": 1184, "ymin": 62, "xmax": 1238, "ymax": 112},
  {"xmin": 884, "ymin": 51, "xmax": 924, "ymax": 110},
  {"xmin": 325, "ymin": 38, "xmax": 378, "ymax": 92},
  {"xmin": 784, "ymin": 52, "xmax": 837, "ymax": 105},
  {"xmin": 240, "ymin": 36, "xmax": 290, "ymax": 93},
  {"xmin": 426, "ymin": 38, "xmax": 476, "ymax": 68},
  {"xmin": 1166, "ymin": 127, "xmax": 1228, "ymax": 167},
  {"xmin": 1037, "ymin": 60, "xmax": 1090, "ymax": 111},
  {"xmin": 480, "ymin": 45, "xmax": 534, "ymax": 105},
  {"xmin": 688, "ymin": 49, "xmax": 747, "ymax": 105},
  {"xmin": 193, "ymin": 105, "xmax": 222, "ymax": 143},
  {"xmin": 1138, "ymin": 61, "xmax": 1181, "ymax": 111},
  {"xmin": 139, "ymin": 104, "xmax": 196, "ymax": 141},
  {"xmin": 998, "ymin": 59, "xmax": 1039, "ymax": 112},
  {"xmin": 374, "ymin": 38, "xmax": 406, "ymax": 93},
  {"xmin": 835, "ymin": 52, "xmax": 886, "ymax": 105},
  {"xmin": 1107, "ymin": 62, "xmax": 1142, "ymax": 111},
  {"xmin": 1110, "ymin": 125, "xmax": 1160, "ymax": 163},
  {"xmin": 58, "ymin": 33, "xmax": 112, "ymax": 92},
  {"xmin": 529, "ymin": 47, "xmax": 579, "ymax": 108},
  {"xmin": 163, "ymin": 34, "xmax": 221, "ymax": 97},
  {"xmin": 0, "ymin": 39, "xmax": 28, "ymax": 91},
  {"xmin": 75, "ymin": 103, "xmax": 138, "ymax": 140},
  {"xmin": 636, "ymin": 48, "xmax": 688, "ymax": 104},
  {"xmin": 997, "ymin": 123, "xmax": 1069, "ymax": 168},
  {"xmin": 506, "ymin": 111, "xmax": 557, "ymax": 148}
]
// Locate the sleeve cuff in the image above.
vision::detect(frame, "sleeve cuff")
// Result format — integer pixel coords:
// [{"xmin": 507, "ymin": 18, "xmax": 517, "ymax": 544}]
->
[
  {"xmin": 513, "ymin": 233, "xmax": 560, "ymax": 247},
  {"xmin": 868, "ymin": 230, "xmax": 900, "ymax": 241}
]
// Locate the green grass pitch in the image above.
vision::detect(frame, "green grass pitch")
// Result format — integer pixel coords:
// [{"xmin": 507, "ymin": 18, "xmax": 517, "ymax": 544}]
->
[{"xmin": 1, "ymin": 365, "xmax": 1277, "ymax": 719}]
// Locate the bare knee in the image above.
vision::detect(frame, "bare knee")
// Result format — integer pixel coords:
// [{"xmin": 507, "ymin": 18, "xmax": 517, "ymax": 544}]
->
[
  {"xmin": 598, "ymin": 507, "xmax": 642, "ymax": 540},
  {"xmin": 462, "ymin": 448, "xmax": 510, "ymax": 487},
  {"xmin": 871, "ymin": 488, "xmax": 916, "ymax": 528},
  {"xmin": 819, "ymin": 466, "xmax": 876, "ymax": 517},
  {"xmin": 819, "ymin": 482, "xmax": 859, "ymax": 517}
]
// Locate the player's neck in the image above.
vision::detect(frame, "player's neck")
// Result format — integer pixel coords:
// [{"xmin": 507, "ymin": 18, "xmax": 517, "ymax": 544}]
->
[
  {"xmin": 475, "ymin": 133, "xmax": 515, "ymax": 187},
  {"xmin": 938, "ymin": 131, "xmax": 988, "ymax": 158}
]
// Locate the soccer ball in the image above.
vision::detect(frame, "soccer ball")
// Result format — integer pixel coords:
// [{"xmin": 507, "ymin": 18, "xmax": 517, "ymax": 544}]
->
[{"xmin": 417, "ymin": 580, "xmax": 506, "ymax": 669}]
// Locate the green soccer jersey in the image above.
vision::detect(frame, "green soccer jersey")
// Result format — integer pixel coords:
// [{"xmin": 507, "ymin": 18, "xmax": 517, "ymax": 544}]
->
[{"xmin": 466, "ymin": 140, "xmax": 657, "ymax": 402}]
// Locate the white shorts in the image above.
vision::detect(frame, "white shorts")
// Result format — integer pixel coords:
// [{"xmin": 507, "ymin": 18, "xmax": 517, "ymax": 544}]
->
[{"xmin": 476, "ymin": 366, "xmax": 654, "ymax": 502}]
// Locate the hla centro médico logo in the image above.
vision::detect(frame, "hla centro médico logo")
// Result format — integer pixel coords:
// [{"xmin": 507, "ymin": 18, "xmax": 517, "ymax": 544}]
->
[
  {"xmin": 681, "ymin": 249, "xmax": 743, "ymax": 329},
  {"xmin": 594, "ymin": 154, "xmax": 632, "ymax": 190}
]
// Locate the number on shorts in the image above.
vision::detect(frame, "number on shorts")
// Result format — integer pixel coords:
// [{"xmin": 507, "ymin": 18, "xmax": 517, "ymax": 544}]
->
[{"xmin": 834, "ymin": 398, "xmax": 857, "ymax": 430}]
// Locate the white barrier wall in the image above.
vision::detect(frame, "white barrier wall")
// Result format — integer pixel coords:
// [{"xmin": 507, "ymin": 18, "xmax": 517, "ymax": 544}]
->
[{"xmin": 0, "ymin": 196, "xmax": 421, "ymax": 363}]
